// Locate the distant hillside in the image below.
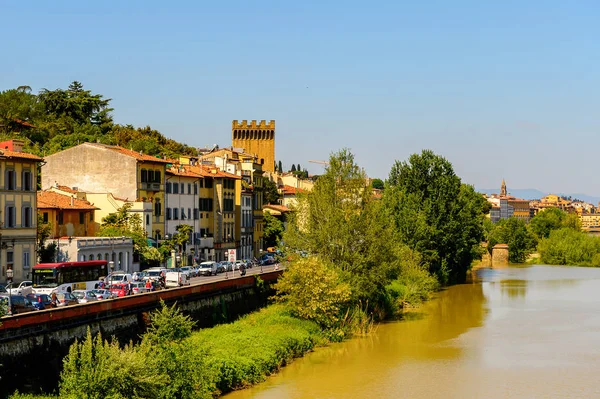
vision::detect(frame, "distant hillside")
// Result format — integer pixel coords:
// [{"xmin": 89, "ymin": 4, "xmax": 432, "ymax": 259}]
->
[{"xmin": 476, "ymin": 188, "xmax": 600, "ymax": 205}]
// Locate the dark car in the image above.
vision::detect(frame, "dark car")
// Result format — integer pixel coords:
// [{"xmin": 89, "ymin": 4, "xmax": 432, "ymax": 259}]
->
[
  {"xmin": 26, "ymin": 293, "xmax": 53, "ymax": 310},
  {"xmin": 0, "ymin": 294, "xmax": 37, "ymax": 315}
]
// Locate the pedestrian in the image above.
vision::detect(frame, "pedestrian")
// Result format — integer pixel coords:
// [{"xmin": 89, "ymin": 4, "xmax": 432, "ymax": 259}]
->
[
  {"xmin": 50, "ymin": 292, "xmax": 58, "ymax": 308},
  {"xmin": 146, "ymin": 278, "xmax": 153, "ymax": 292}
]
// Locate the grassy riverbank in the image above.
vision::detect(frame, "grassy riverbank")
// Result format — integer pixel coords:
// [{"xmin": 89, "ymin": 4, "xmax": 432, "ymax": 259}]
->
[{"xmin": 9, "ymin": 304, "xmax": 327, "ymax": 399}]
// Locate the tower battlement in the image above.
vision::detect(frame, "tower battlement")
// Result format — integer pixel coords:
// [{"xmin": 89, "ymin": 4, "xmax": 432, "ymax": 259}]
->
[
  {"xmin": 232, "ymin": 119, "xmax": 276, "ymax": 172},
  {"xmin": 232, "ymin": 120, "xmax": 275, "ymax": 130}
]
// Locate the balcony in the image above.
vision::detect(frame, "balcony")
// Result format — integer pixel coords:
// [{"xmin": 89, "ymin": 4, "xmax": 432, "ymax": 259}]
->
[{"xmin": 141, "ymin": 182, "xmax": 162, "ymax": 191}]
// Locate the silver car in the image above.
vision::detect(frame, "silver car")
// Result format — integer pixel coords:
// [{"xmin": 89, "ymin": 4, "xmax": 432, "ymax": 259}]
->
[{"xmin": 72, "ymin": 290, "xmax": 99, "ymax": 304}]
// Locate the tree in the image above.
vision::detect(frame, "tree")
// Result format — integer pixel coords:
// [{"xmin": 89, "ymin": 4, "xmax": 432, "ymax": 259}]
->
[
  {"xmin": 37, "ymin": 213, "xmax": 55, "ymax": 262},
  {"xmin": 263, "ymin": 211, "xmax": 284, "ymax": 248},
  {"xmin": 263, "ymin": 178, "xmax": 281, "ymax": 205},
  {"xmin": 98, "ymin": 203, "xmax": 148, "ymax": 260},
  {"xmin": 291, "ymin": 164, "xmax": 296, "ymax": 172},
  {"xmin": 274, "ymin": 256, "xmax": 351, "ymax": 329},
  {"xmin": 487, "ymin": 217, "xmax": 537, "ymax": 263},
  {"xmin": 371, "ymin": 178, "xmax": 384, "ymax": 190},
  {"xmin": 383, "ymin": 150, "xmax": 486, "ymax": 284},
  {"xmin": 173, "ymin": 224, "xmax": 193, "ymax": 254},
  {"xmin": 529, "ymin": 208, "xmax": 579, "ymax": 240},
  {"xmin": 278, "ymin": 160, "xmax": 283, "ymax": 172}
]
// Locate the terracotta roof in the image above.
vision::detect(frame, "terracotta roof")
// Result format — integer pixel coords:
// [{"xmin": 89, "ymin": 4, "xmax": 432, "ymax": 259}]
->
[
  {"xmin": 56, "ymin": 185, "xmax": 78, "ymax": 194},
  {"xmin": 37, "ymin": 191, "xmax": 98, "ymax": 210},
  {"xmin": 264, "ymin": 204, "xmax": 291, "ymax": 213},
  {"xmin": 281, "ymin": 185, "xmax": 304, "ymax": 195},
  {"xmin": 13, "ymin": 119, "xmax": 36, "ymax": 128},
  {"xmin": 166, "ymin": 166, "xmax": 203, "ymax": 178},
  {"xmin": 0, "ymin": 149, "xmax": 43, "ymax": 161},
  {"xmin": 88, "ymin": 143, "xmax": 170, "ymax": 163}
]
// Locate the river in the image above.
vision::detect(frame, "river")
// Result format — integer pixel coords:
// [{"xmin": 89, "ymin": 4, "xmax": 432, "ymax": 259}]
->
[{"xmin": 225, "ymin": 265, "xmax": 600, "ymax": 399}]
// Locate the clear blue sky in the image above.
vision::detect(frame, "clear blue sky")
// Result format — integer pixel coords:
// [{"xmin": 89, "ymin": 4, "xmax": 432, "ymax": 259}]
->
[{"xmin": 2, "ymin": 1, "xmax": 599, "ymax": 195}]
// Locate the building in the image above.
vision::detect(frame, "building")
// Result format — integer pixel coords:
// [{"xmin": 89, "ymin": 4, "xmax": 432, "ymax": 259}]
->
[
  {"xmin": 231, "ymin": 120, "xmax": 275, "ymax": 173},
  {"xmin": 50, "ymin": 236, "xmax": 136, "ymax": 273},
  {"xmin": 165, "ymin": 164, "xmax": 203, "ymax": 260},
  {"xmin": 0, "ymin": 139, "xmax": 43, "ymax": 283},
  {"xmin": 41, "ymin": 143, "xmax": 169, "ymax": 240},
  {"xmin": 197, "ymin": 148, "xmax": 266, "ymax": 257},
  {"xmin": 37, "ymin": 190, "xmax": 99, "ymax": 238},
  {"xmin": 279, "ymin": 185, "xmax": 304, "ymax": 208},
  {"xmin": 486, "ymin": 179, "xmax": 530, "ymax": 223}
]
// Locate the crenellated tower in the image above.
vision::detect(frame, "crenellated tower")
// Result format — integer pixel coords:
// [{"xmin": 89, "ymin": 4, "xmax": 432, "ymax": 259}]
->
[{"xmin": 231, "ymin": 120, "xmax": 275, "ymax": 172}]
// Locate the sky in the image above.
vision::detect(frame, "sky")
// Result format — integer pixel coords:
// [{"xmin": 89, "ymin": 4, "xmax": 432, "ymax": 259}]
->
[{"xmin": 1, "ymin": 1, "xmax": 599, "ymax": 195}]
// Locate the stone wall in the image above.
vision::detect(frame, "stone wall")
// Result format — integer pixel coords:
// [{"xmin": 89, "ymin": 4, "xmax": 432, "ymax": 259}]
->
[{"xmin": 0, "ymin": 272, "xmax": 279, "ymax": 397}]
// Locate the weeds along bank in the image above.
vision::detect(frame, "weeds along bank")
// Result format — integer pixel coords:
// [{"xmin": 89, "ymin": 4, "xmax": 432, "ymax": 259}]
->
[{"xmin": 9, "ymin": 303, "xmax": 326, "ymax": 399}]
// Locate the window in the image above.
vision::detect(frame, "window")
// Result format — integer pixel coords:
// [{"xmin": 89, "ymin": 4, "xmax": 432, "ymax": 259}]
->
[
  {"xmin": 154, "ymin": 170, "xmax": 161, "ymax": 183},
  {"xmin": 199, "ymin": 180, "xmax": 204, "ymax": 188},
  {"xmin": 5, "ymin": 170, "xmax": 16, "ymax": 190},
  {"xmin": 188, "ymin": 183, "xmax": 191, "ymax": 194},
  {"xmin": 205, "ymin": 179, "xmax": 213, "ymax": 189},
  {"xmin": 146, "ymin": 214, "xmax": 150, "ymax": 225},
  {"xmin": 79, "ymin": 212, "xmax": 85, "ymax": 224},
  {"xmin": 141, "ymin": 169, "xmax": 148, "ymax": 183},
  {"xmin": 193, "ymin": 208, "xmax": 199, "ymax": 220},
  {"xmin": 188, "ymin": 208, "xmax": 192, "ymax": 220},
  {"xmin": 173, "ymin": 208, "xmax": 179, "ymax": 220},
  {"xmin": 154, "ymin": 199, "xmax": 161, "ymax": 216},
  {"xmin": 23, "ymin": 170, "xmax": 32, "ymax": 191},
  {"xmin": 194, "ymin": 183, "xmax": 198, "ymax": 195},
  {"xmin": 43, "ymin": 212, "xmax": 49, "ymax": 224},
  {"xmin": 173, "ymin": 183, "xmax": 179, "ymax": 194},
  {"xmin": 180, "ymin": 183, "xmax": 184, "ymax": 193},
  {"xmin": 58, "ymin": 211, "xmax": 64, "ymax": 225},
  {"xmin": 23, "ymin": 251, "xmax": 30, "ymax": 269},
  {"xmin": 5, "ymin": 205, "xmax": 16, "ymax": 227},
  {"xmin": 181, "ymin": 208, "xmax": 186, "ymax": 220},
  {"xmin": 7, "ymin": 251, "xmax": 13, "ymax": 271},
  {"xmin": 166, "ymin": 182, "xmax": 172, "ymax": 193},
  {"xmin": 23, "ymin": 206, "xmax": 32, "ymax": 227},
  {"xmin": 90, "ymin": 254, "xmax": 94, "ymax": 260},
  {"xmin": 166, "ymin": 208, "xmax": 172, "ymax": 220}
]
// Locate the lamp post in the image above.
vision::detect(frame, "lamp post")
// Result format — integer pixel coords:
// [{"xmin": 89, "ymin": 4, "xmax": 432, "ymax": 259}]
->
[{"xmin": 259, "ymin": 249, "xmax": 263, "ymax": 273}]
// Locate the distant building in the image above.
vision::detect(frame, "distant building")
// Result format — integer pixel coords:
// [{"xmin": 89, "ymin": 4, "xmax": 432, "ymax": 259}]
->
[
  {"xmin": 486, "ymin": 179, "xmax": 530, "ymax": 223},
  {"xmin": 37, "ymin": 190, "xmax": 98, "ymax": 238},
  {"xmin": 231, "ymin": 119, "xmax": 275, "ymax": 173}
]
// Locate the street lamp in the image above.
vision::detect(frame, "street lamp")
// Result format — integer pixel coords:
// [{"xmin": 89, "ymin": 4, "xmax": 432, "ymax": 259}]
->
[{"xmin": 259, "ymin": 249, "xmax": 263, "ymax": 273}]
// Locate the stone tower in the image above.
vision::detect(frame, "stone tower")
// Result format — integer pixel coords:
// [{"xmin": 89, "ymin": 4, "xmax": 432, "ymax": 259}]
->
[
  {"xmin": 500, "ymin": 179, "xmax": 507, "ymax": 197},
  {"xmin": 231, "ymin": 120, "xmax": 275, "ymax": 172}
]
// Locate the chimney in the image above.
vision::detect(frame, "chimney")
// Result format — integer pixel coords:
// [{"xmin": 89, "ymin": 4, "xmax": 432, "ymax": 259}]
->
[{"xmin": 71, "ymin": 196, "xmax": 74, "ymax": 207}]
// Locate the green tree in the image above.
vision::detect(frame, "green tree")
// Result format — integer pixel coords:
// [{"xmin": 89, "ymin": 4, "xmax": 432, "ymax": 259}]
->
[
  {"xmin": 371, "ymin": 178, "xmax": 384, "ymax": 190},
  {"xmin": 383, "ymin": 150, "xmax": 486, "ymax": 284},
  {"xmin": 274, "ymin": 256, "xmax": 351, "ymax": 329},
  {"xmin": 278, "ymin": 160, "xmax": 283, "ymax": 172},
  {"xmin": 529, "ymin": 208, "xmax": 579, "ymax": 240},
  {"xmin": 538, "ymin": 228, "xmax": 600, "ymax": 266},
  {"xmin": 173, "ymin": 224, "xmax": 193, "ymax": 254},
  {"xmin": 263, "ymin": 178, "xmax": 281, "ymax": 205},
  {"xmin": 487, "ymin": 217, "xmax": 537, "ymax": 263},
  {"xmin": 263, "ymin": 211, "xmax": 284, "ymax": 248},
  {"xmin": 98, "ymin": 203, "xmax": 149, "ymax": 262},
  {"xmin": 291, "ymin": 164, "xmax": 296, "ymax": 172}
]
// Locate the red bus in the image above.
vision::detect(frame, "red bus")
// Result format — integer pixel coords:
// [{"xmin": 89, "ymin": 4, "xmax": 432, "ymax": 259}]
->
[{"xmin": 31, "ymin": 260, "xmax": 109, "ymax": 294}]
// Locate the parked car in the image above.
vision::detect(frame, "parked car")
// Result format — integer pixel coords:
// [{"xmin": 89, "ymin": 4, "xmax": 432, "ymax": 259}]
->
[
  {"xmin": 131, "ymin": 282, "xmax": 149, "ymax": 295},
  {"xmin": 56, "ymin": 292, "xmax": 79, "ymax": 307},
  {"xmin": 243, "ymin": 259, "xmax": 254, "ymax": 269},
  {"xmin": 92, "ymin": 289, "xmax": 115, "ymax": 300},
  {"xmin": 179, "ymin": 266, "xmax": 194, "ymax": 277},
  {"xmin": 143, "ymin": 268, "xmax": 167, "ymax": 282},
  {"xmin": 7, "ymin": 281, "xmax": 33, "ymax": 296},
  {"xmin": 72, "ymin": 290, "xmax": 99, "ymax": 304},
  {"xmin": 216, "ymin": 262, "xmax": 226, "ymax": 273},
  {"xmin": 0, "ymin": 284, "xmax": 7, "ymax": 293},
  {"xmin": 26, "ymin": 293, "xmax": 53, "ymax": 310},
  {"xmin": 0, "ymin": 294, "xmax": 37, "ymax": 315},
  {"xmin": 165, "ymin": 271, "xmax": 191, "ymax": 288},
  {"xmin": 109, "ymin": 283, "xmax": 130, "ymax": 297},
  {"xmin": 198, "ymin": 261, "xmax": 218, "ymax": 276},
  {"xmin": 109, "ymin": 273, "xmax": 133, "ymax": 284}
]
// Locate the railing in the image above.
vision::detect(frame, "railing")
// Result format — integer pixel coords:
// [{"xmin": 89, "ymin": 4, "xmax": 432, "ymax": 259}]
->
[{"xmin": 77, "ymin": 237, "xmax": 133, "ymax": 248}]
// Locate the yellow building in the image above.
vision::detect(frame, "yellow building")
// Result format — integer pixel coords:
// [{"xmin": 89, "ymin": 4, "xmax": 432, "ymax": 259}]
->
[
  {"xmin": 0, "ymin": 140, "xmax": 42, "ymax": 283},
  {"xmin": 37, "ymin": 190, "xmax": 98, "ymax": 238},
  {"xmin": 41, "ymin": 143, "xmax": 170, "ymax": 240},
  {"xmin": 580, "ymin": 213, "xmax": 600, "ymax": 229},
  {"xmin": 231, "ymin": 120, "xmax": 275, "ymax": 173},
  {"xmin": 508, "ymin": 199, "xmax": 531, "ymax": 222}
]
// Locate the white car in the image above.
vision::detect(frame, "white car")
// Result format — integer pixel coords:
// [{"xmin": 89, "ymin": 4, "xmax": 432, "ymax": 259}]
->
[
  {"xmin": 7, "ymin": 281, "xmax": 33, "ymax": 296},
  {"xmin": 92, "ymin": 289, "xmax": 115, "ymax": 300}
]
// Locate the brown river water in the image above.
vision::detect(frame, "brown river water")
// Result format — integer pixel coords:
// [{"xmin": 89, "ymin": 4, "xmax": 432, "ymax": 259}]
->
[{"xmin": 225, "ymin": 265, "xmax": 600, "ymax": 399}]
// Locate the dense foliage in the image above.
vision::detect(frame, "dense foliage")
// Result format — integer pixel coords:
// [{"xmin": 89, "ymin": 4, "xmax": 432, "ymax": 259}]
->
[
  {"xmin": 0, "ymin": 82, "xmax": 196, "ymax": 158},
  {"xmin": 529, "ymin": 207, "xmax": 581, "ymax": 240},
  {"xmin": 263, "ymin": 210, "xmax": 284, "ymax": 248},
  {"xmin": 486, "ymin": 217, "xmax": 537, "ymax": 263},
  {"xmin": 384, "ymin": 150, "xmax": 487, "ymax": 284},
  {"xmin": 538, "ymin": 228, "xmax": 600, "ymax": 266}
]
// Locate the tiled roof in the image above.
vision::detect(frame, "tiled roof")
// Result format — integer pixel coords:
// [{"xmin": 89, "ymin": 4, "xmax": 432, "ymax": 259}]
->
[
  {"xmin": 37, "ymin": 191, "xmax": 98, "ymax": 210},
  {"xmin": 281, "ymin": 185, "xmax": 304, "ymax": 195},
  {"xmin": 166, "ymin": 166, "xmax": 203, "ymax": 178},
  {"xmin": 87, "ymin": 143, "xmax": 170, "ymax": 163},
  {"xmin": 56, "ymin": 185, "xmax": 78, "ymax": 194},
  {"xmin": 0, "ymin": 149, "xmax": 43, "ymax": 161},
  {"xmin": 264, "ymin": 204, "xmax": 291, "ymax": 213}
]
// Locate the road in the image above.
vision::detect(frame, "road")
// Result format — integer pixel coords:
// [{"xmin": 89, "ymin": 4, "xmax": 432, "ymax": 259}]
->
[{"xmin": 181, "ymin": 263, "xmax": 283, "ymax": 286}]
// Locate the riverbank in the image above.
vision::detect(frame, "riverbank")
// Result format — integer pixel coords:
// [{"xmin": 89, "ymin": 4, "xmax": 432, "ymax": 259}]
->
[{"xmin": 8, "ymin": 304, "xmax": 328, "ymax": 399}]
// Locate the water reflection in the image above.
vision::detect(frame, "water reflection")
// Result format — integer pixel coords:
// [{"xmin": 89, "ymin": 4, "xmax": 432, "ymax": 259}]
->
[{"xmin": 226, "ymin": 265, "xmax": 600, "ymax": 399}]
